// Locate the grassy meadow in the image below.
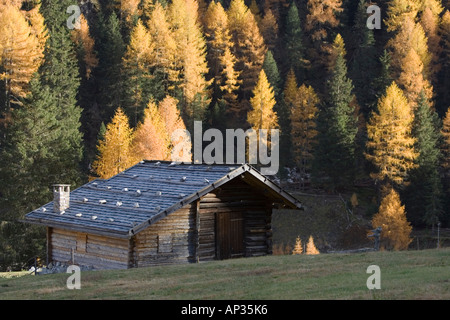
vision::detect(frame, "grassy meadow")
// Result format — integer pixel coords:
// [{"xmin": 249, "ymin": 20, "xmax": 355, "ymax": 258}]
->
[{"xmin": 0, "ymin": 248, "xmax": 449, "ymax": 300}]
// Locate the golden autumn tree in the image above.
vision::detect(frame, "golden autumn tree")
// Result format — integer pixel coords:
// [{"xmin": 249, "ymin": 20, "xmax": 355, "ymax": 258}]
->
[
  {"xmin": 292, "ymin": 236, "xmax": 303, "ymax": 255},
  {"xmin": 71, "ymin": 14, "xmax": 98, "ymax": 79},
  {"xmin": 92, "ymin": 108, "xmax": 137, "ymax": 179},
  {"xmin": 122, "ymin": 19, "xmax": 155, "ymax": 126},
  {"xmin": 228, "ymin": 0, "xmax": 267, "ymax": 124},
  {"xmin": 24, "ymin": 2, "xmax": 48, "ymax": 57},
  {"xmin": 247, "ymin": 69, "xmax": 279, "ymax": 133},
  {"xmin": 169, "ymin": 0, "xmax": 211, "ymax": 126},
  {"xmin": 159, "ymin": 95, "xmax": 192, "ymax": 162},
  {"xmin": 283, "ymin": 68, "xmax": 298, "ymax": 109},
  {"xmin": 247, "ymin": 70, "xmax": 278, "ymax": 168},
  {"xmin": 290, "ymin": 84, "xmax": 319, "ymax": 178},
  {"xmin": 305, "ymin": 235, "xmax": 320, "ymax": 255},
  {"xmin": 146, "ymin": 2, "xmax": 178, "ymax": 92},
  {"xmin": 384, "ymin": 0, "xmax": 420, "ymax": 32},
  {"xmin": 118, "ymin": 0, "xmax": 140, "ymax": 24},
  {"xmin": 259, "ymin": 9, "xmax": 278, "ymax": 51},
  {"xmin": 328, "ymin": 33, "xmax": 346, "ymax": 71},
  {"xmin": 132, "ymin": 96, "xmax": 191, "ymax": 163},
  {"xmin": 365, "ymin": 82, "xmax": 418, "ymax": 186},
  {"xmin": 397, "ymin": 48, "xmax": 434, "ymax": 105},
  {"xmin": 0, "ymin": 4, "xmax": 45, "ymax": 106},
  {"xmin": 371, "ymin": 187, "xmax": 413, "ymax": 251},
  {"xmin": 204, "ymin": 1, "xmax": 241, "ymax": 111},
  {"xmin": 305, "ymin": 0, "xmax": 342, "ymax": 42},
  {"xmin": 387, "ymin": 15, "xmax": 432, "ymax": 82},
  {"xmin": 419, "ymin": 2, "xmax": 444, "ymax": 81},
  {"xmin": 132, "ymin": 100, "xmax": 171, "ymax": 162}
]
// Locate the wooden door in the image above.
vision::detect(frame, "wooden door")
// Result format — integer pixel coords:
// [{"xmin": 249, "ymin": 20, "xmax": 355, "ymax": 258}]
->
[{"xmin": 216, "ymin": 212, "xmax": 244, "ymax": 259}]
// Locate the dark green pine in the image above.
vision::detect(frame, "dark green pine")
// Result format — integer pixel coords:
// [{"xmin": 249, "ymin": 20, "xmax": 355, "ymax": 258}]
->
[
  {"xmin": 284, "ymin": 1, "xmax": 304, "ymax": 81},
  {"xmin": 404, "ymin": 92, "xmax": 444, "ymax": 227},
  {"xmin": 313, "ymin": 53, "xmax": 358, "ymax": 192}
]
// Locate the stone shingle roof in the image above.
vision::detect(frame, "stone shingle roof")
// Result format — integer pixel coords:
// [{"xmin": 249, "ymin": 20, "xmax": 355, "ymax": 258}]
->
[{"xmin": 24, "ymin": 161, "xmax": 302, "ymax": 238}]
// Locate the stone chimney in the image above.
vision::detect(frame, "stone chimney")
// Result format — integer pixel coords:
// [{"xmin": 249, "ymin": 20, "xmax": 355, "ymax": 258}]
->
[{"xmin": 53, "ymin": 184, "xmax": 70, "ymax": 213}]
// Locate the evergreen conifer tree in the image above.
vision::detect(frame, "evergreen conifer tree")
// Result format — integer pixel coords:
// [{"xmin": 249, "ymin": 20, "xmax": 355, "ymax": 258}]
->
[
  {"xmin": 0, "ymin": 75, "xmax": 83, "ymax": 268},
  {"xmin": 284, "ymin": 1, "xmax": 304, "ymax": 80},
  {"xmin": 91, "ymin": 11, "xmax": 125, "ymax": 120},
  {"xmin": 405, "ymin": 92, "xmax": 443, "ymax": 226},
  {"xmin": 350, "ymin": 0, "xmax": 378, "ymax": 116},
  {"xmin": 313, "ymin": 37, "xmax": 358, "ymax": 191}
]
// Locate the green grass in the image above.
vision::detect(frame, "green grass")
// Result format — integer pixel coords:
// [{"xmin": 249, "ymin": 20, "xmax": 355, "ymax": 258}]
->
[{"xmin": 0, "ymin": 248, "xmax": 449, "ymax": 300}]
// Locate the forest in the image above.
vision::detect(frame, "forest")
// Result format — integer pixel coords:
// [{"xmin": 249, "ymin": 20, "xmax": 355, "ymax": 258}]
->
[{"xmin": 0, "ymin": 0, "xmax": 450, "ymax": 270}]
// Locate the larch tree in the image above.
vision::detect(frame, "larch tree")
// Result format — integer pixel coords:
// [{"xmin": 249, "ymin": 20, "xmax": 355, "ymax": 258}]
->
[
  {"xmin": 220, "ymin": 46, "xmax": 241, "ymax": 122},
  {"xmin": 306, "ymin": 0, "xmax": 343, "ymax": 41},
  {"xmin": 419, "ymin": 3, "xmax": 444, "ymax": 83},
  {"xmin": 92, "ymin": 107, "xmax": 137, "ymax": 179},
  {"xmin": 372, "ymin": 187, "xmax": 413, "ymax": 251},
  {"xmin": 384, "ymin": 0, "xmax": 420, "ymax": 32},
  {"xmin": 248, "ymin": 69, "xmax": 279, "ymax": 132},
  {"xmin": 158, "ymin": 95, "xmax": 192, "ymax": 163},
  {"xmin": 259, "ymin": 9, "xmax": 278, "ymax": 52},
  {"xmin": 387, "ymin": 15, "xmax": 432, "ymax": 83},
  {"xmin": 0, "ymin": 4, "xmax": 45, "ymax": 109},
  {"xmin": 292, "ymin": 236, "xmax": 303, "ymax": 255},
  {"xmin": 290, "ymin": 83, "xmax": 319, "ymax": 181},
  {"xmin": 328, "ymin": 33, "xmax": 346, "ymax": 72},
  {"xmin": 168, "ymin": 0, "xmax": 211, "ymax": 129},
  {"xmin": 247, "ymin": 69, "xmax": 279, "ymax": 157},
  {"xmin": 71, "ymin": 14, "xmax": 98, "ymax": 80},
  {"xmin": 228, "ymin": 0, "xmax": 267, "ymax": 126},
  {"xmin": 305, "ymin": 0, "xmax": 343, "ymax": 71},
  {"xmin": 305, "ymin": 235, "xmax": 320, "ymax": 255},
  {"xmin": 132, "ymin": 100, "xmax": 171, "ymax": 161},
  {"xmin": 23, "ymin": 2, "xmax": 48, "ymax": 58},
  {"xmin": 365, "ymin": 82, "xmax": 418, "ymax": 187},
  {"xmin": 397, "ymin": 48, "xmax": 434, "ymax": 106},
  {"xmin": 122, "ymin": 19, "xmax": 155, "ymax": 127},
  {"xmin": 264, "ymin": 0, "xmax": 289, "ymax": 21},
  {"xmin": 283, "ymin": 68, "xmax": 298, "ymax": 110},
  {"xmin": 204, "ymin": 0, "xmax": 240, "ymax": 119},
  {"xmin": 146, "ymin": 2, "xmax": 178, "ymax": 95}
]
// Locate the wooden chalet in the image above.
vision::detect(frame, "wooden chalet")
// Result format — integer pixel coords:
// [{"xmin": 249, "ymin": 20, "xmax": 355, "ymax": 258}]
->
[{"xmin": 24, "ymin": 161, "xmax": 302, "ymax": 269}]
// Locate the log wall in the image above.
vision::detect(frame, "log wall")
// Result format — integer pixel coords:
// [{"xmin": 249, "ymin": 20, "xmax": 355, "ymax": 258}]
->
[
  {"xmin": 131, "ymin": 203, "xmax": 197, "ymax": 267},
  {"xmin": 48, "ymin": 227, "xmax": 130, "ymax": 269}
]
